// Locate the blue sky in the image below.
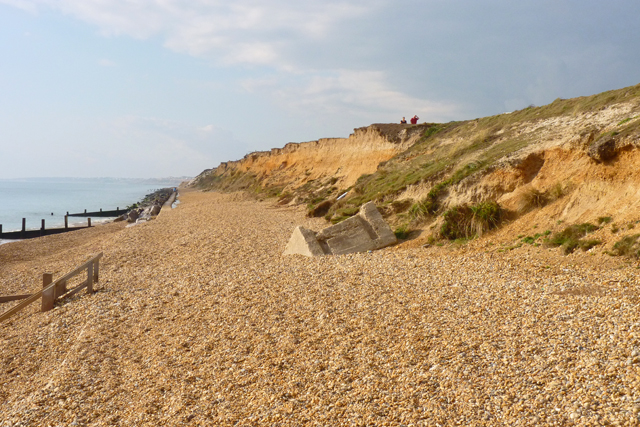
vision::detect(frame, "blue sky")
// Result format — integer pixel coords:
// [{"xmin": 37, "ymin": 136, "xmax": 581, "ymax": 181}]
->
[{"xmin": 1, "ymin": 0, "xmax": 639, "ymax": 178}]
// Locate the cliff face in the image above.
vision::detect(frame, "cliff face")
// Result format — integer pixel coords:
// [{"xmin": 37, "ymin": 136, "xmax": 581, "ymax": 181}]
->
[
  {"xmin": 423, "ymin": 102, "xmax": 640, "ymax": 219},
  {"xmin": 192, "ymin": 83, "xmax": 640, "ymax": 249},
  {"xmin": 190, "ymin": 123, "xmax": 431, "ymax": 192}
]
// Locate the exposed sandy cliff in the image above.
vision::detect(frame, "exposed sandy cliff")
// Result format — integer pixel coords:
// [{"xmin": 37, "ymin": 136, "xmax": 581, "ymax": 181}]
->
[
  {"xmin": 190, "ymin": 123, "xmax": 431, "ymax": 193},
  {"xmin": 192, "ymin": 83, "xmax": 640, "ymax": 253}
]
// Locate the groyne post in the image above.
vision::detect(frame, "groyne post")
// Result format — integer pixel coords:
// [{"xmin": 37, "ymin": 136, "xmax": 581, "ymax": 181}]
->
[
  {"xmin": 64, "ymin": 216, "xmax": 68, "ymax": 229},
  {"xmin": 41, "ymin": 219, "xmax": 45, "ymax": 237},
  {"xmin": 21, "ymin": 218, "xmax": 25, "ymax": 238},
  {"xmin": 88, "ymin": 218, "xmax": 91, "ymax": 227}
]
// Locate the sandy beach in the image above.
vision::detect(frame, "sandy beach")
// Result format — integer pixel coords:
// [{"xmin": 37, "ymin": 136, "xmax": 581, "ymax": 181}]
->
[{"xmin": 1, "ymin": 190, "xmax": 639, "ymax": 426}]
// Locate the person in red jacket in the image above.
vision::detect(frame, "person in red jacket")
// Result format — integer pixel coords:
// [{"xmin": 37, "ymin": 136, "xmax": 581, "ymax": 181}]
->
[{"xmin": 410, "ymin": 115, "xmax": 419, "ymax": 124}]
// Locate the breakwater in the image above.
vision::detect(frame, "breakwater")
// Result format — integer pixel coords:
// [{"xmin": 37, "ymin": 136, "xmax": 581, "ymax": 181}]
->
[
  {"xmin": 0, "ymin": 217, "xmax": 92, "ymax": 240},
  {"xmin": 67, "ymin": 208, "xmax": 128, "ymax": 217}
]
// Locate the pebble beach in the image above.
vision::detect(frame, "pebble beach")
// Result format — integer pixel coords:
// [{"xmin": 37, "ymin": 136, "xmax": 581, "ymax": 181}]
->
[{"xmin": 1, "ymin": 190, "xmax": 639, "ymax": 426}]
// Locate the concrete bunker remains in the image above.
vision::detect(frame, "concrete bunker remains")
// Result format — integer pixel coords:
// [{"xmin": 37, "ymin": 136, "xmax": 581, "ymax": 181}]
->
[{"xmin": 284, "ymin": 202, "xmax": 397, "ymax": 257}]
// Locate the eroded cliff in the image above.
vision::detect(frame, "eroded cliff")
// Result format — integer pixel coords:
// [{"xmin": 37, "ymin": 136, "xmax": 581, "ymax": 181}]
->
[
  {"xmin": 192, "ymin": 83, "xmax": 640, "ymax": 252},
  {"xmin": 190, "ymin": 123, "xmax": 431, "ymax": 195}
]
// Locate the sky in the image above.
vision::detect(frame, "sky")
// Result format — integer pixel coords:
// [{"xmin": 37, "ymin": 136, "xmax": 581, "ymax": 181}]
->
[{"xmin": 1, "ymin": 1, "xmax": 640, "ymax": 179}]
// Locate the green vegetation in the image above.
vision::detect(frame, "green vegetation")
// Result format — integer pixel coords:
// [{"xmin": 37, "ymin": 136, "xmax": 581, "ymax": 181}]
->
[
  {"xmin": 520, "ymin": 230, "xmax": 551, "ymax": 245},
  {"xmin": 544, "ymin": 223, "xmax": 601, "ymax": 255},
  {"xmin": 520, "ymin": 183, "xmax": 570, "ymax": 212},
  {"xmin": 610, "ymin": 234, "xmax": 640, "ymax": 258},
  {"xmin": 617, "ymin": 116, "xmax": 638, "ymax": 126},
  {"xmin": 394, "ymin": 225, "xmax": 410, "ymax": 240},
  {"xmin": 522, "ymin": 188, "xmax": 548, "ymax": 210},
  {"xmin": 440, "ymin": 201, "xmax": 502, "ymax": 240},
  {"xmin": 597, "ymin": 216, "xmax": 613, "ymax": 225},
  {"xmin": 307, "ymin": 200, "xmax": 333, "ymax": 218},
  {"xmin": 408, "ymin": 197, "xmax": 437, "ymax": 221},
  {"xmin": 521, "ymin": 232, "xmax": 541, "ymax": 244}
]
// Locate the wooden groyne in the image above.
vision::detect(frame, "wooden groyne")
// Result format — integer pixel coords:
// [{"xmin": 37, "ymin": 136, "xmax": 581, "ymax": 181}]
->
[
  {"xmin": 0, "ymin": 217, "xmax": 92, "ymax": 240},
  {"xmin": 67, "ymin": 207, "xmax": 128, "ymax": 217}
]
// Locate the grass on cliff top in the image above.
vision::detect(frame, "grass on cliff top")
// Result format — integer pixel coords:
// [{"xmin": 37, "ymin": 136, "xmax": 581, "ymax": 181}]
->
[{"xmin": 329, "ymin": 83, "xmax": 640, "ymax": 223}]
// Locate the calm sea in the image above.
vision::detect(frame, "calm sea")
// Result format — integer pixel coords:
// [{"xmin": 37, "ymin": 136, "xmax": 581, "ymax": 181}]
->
[{"xmin": 0, "ymin": 177, "xmax": 184, "ymax": 242}]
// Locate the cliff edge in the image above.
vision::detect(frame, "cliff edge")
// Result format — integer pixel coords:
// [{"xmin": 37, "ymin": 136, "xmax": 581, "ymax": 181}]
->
[{"xmin": 192, "ymin": 83, "xmax": 640, "ymax": 255}]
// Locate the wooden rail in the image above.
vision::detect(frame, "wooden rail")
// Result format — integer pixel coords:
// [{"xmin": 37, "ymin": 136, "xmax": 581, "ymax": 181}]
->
[{"xmin": 0, "ymin": 253, "xmax": 103, "ymax": 323}]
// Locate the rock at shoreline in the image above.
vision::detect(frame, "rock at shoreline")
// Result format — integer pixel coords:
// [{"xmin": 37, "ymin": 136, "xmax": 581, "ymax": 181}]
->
[{"xmin": 124, "ymin": 188, "xmax": 175, "ymax": 223}]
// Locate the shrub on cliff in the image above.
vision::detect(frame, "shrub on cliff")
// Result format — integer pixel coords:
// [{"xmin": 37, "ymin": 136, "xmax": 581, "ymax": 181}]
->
[
  {"xmin": 307, "ymin": 200, "xmax": 333, "ymax": 217},
  {"xmin": 610, "ymin": 234, "xmax": 640, "ymax": 258},
  {"xmin": 440, "ymin": 201, "xmax": 502, "ymax": 240},
  {"xmin": 544, "ymin": 223, "xmax": 600, "ymax": 254}
]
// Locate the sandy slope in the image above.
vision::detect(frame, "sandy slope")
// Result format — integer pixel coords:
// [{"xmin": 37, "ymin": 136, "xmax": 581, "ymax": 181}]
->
[{"xmin": 1, "ymin": 190, "xmax": 639, "ymax": 426}]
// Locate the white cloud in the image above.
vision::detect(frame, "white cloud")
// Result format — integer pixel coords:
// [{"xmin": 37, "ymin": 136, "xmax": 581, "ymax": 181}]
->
[
  {"xmin": 244, "ymin": 69, "xmax": 458, "ymax": 121},
  {"xmin": 24, "ymin": 0, "xmax": 379, "ymax": 67},
  {"xmin": 5, "ymin": 0, "xmax": 462, "ymax": 124}
]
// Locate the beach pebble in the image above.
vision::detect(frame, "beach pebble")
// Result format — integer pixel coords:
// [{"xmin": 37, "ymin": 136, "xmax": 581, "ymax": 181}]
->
[{"xmin": 0, "ymin": 190, "xmax": 638, "ymax": 425}]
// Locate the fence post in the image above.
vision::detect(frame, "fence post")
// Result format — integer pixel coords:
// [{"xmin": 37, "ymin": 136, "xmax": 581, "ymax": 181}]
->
[
  {"xmin": 41, "ymin": 273, "xmax": 54, "ymax": 312},
  {"xmin": 93, "ymin": 258, "xmax": 100, "ymax": 283},
  {"xmin": 86, "ymin": 262, "xmax": 94, "ymax": 294},
  {"xmin": 54, "ymin": 280, "xmax": 67, "ymax": 299}
]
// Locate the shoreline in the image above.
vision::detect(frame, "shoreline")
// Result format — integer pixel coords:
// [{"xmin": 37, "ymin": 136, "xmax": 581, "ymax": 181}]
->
[
  {"xmin": 0, "ymin": 178, "xmax": 182, "ymax": 235},
  {"xmin": 0, "ymin": 187, "xmax": 177, "ymax": 244}
]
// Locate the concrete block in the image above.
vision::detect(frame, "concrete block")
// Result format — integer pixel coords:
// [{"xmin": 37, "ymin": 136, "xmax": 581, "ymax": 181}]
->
[
  {"xmin": 359, "ymin": 201, "xmax": 397, "ymax": 249},
  {"xmin": 283, "ymin": 226, "xmax": 325, "ymax": 257},
  {"xmin": 283, "ymin": 202, "xmax": 397, "ymax": 257}
]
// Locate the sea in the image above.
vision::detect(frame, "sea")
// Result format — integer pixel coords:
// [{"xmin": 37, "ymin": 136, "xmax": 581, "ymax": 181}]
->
[{"xmin": 0, "ymin": 177, "xmax": 186, "ymax": 244}]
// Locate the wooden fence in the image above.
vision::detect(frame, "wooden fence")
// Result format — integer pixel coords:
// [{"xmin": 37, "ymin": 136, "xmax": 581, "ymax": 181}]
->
[{"xmin": 0, "ymin": 253, "xmax": 103, "ymax": 323}]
